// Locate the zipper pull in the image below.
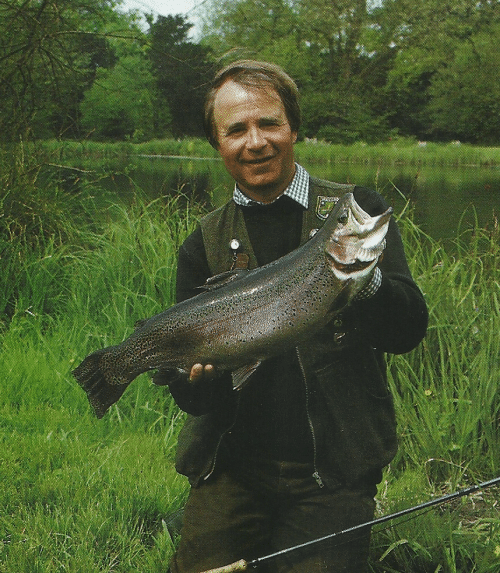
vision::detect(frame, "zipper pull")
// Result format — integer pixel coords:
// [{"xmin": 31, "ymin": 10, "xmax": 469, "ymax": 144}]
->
[{"xmin": 313, "ymin": 471, "xmax": 324, "ymax": 488}]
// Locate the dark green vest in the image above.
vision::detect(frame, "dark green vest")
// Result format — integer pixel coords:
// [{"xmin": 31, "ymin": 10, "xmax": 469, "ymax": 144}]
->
[
  {"xmin": 200, "ymin": 177, "xmax": 355, "ymax": 276},
  {"xmin": 177, "ymin": 176, "xmax": 398, "ymax": 487}
]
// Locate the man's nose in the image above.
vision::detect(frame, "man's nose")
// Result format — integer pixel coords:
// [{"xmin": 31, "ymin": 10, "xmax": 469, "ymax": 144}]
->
[{"xmin": 246, "ymin": 126, "xmax": 267, "ymax": 149}]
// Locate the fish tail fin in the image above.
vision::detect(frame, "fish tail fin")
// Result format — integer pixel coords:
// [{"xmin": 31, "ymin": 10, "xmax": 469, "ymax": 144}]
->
[{"xmin": 72, "ymin": 349, "xmax": 128, "ymax": 419}]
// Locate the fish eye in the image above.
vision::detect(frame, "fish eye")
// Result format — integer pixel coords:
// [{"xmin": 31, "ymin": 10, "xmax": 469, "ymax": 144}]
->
[{"xmin": 338, "ymin": 209, "xmax": 348, "ymax": 224}]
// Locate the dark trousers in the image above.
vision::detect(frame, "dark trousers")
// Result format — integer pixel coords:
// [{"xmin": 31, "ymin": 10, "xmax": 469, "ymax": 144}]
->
[{"xmin": 169, "ymin": 460, "xmax": 377, "ymax": 573}]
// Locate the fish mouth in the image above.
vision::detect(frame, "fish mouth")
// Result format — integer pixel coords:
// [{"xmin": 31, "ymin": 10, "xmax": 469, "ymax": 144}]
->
[
  {"xmin": 334, "ymin": 259, "xmax": 374, "ymax": 273},
  {"xmin": 326, "ymin": 196, "xmax": 392, "ymax": 279}
]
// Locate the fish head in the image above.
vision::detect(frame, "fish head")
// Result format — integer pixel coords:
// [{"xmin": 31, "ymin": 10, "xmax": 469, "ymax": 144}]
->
[{"xmin": 325, "ymin": 193, "xmax": 392, "ymax": 282}]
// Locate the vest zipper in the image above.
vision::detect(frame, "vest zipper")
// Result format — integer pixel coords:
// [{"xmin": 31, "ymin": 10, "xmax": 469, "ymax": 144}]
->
[
  {"xmin": 203, "ymin": 433, "xmax": 224, "ymax": 482},
  {"xmin": 296, "ymin": 347, "xmax": 324, "ymax": 488},
  {"xmin": 203, "ymin": 394, "xmax": 241, "ymax": 482}
]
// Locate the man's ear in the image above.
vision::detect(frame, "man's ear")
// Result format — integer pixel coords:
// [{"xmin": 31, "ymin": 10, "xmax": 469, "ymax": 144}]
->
[{"xmin": 292, "ymin": 131, "xmax": 298, "ymax": 143}]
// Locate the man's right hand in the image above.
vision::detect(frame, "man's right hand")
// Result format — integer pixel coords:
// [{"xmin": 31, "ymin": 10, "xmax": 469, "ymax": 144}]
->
[{"xmin": 189, "ymin": 363, "xmax": 217, "ymax": 383}]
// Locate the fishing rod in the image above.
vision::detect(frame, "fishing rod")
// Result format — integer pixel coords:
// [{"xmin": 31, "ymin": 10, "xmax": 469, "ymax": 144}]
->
[{"xmin": 200, "ymin": 475, "xmax": 500, "ymax": 573}]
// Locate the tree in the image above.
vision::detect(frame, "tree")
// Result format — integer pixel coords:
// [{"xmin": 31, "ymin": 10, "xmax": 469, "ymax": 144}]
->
[
  {"xmin": 0, "ymin": 0, "xmax": 143, "ymax": 141},
  {"xmin": 80, "ymin": 53, "xmax": 156, "ymax": 139},
  {"xmin": 200, "ymin": 0, "xmax": 500, "ymax": 143},
  {"xmin": 79, "ymin": 11, "xmax": 156, "ymax": 140},
  {"xmin": 200, "ymin": 0, "xmax": 396, "ymax": 142},
  {"xmin": 201, "ymin": 0, "xmax": 300, "ymax": 65},
  {"xmin": 427, "ymin": 24, "xmax": 500, "ymax": 144},
  {"xmin": 298, "ymin": 0, "xmax": 369, "ymax": 84},
  {"xmin": 376, "ymin": 0, "xmax": 500, "ymax": 140},
  {"xmin": 147, "ymin": 14, "xmax": 213, "ymax": 138}
]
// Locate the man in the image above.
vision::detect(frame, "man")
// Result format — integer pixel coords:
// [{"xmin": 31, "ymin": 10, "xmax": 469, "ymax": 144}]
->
[{"xmin": 157, "ymin": 60, "xmax": 428, "ymax": 572}]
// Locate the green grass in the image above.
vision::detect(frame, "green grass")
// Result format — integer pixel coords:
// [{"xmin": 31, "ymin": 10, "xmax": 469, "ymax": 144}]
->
[
  {"xmin": 370, "ymin": 209, "xmax": 500, "ymax": 572},
  {"xmin": 0, "ymin": 154, "xmax": 202, "ymax": 569},
  {"xmin": 390, "ymin": 210, "xmax": 500, "ymax": 474},
  {"xmin": 295, "ymin": 139, "xmax": 500, "ymax": 167},
  {"xmin": 1, "ymin": 149, "xmax": 500, "ymax": 571},
  {"xmin": 36, "ymin": 137, "xmax": 500, "ymax": 167},
  {"xmin": 37, "ymin": 138, "xmax": 220, "ymax": 163}
]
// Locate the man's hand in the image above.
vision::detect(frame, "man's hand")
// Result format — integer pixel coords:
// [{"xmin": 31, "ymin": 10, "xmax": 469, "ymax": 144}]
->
[
  {"xmin": 152, "ymin": 364, "xmax": 217, "ymax": 386},
  {"xmin": 189, "ymin": 363, "xmax": 217, "ymax": 383}
]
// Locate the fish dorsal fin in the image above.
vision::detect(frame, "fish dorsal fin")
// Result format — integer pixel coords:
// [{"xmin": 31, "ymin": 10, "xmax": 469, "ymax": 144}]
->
[
  {"xmin": 232, "ymin": 361, "xmax": 262, "ymax": 390},
  {"xmin": 198, "ymin": 269, "xmax": 249, "ymax": 291}
]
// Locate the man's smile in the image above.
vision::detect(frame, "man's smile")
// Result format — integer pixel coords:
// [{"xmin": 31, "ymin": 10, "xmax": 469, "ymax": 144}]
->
[{"xmin": 242, "ymin": 155, "xmax": 276, "ymax": 165}]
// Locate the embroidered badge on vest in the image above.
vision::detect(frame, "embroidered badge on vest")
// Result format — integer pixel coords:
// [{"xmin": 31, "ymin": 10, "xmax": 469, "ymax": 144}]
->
[{"xmin": 316, "ymin": 196, "xmax": 340, "ymax": 220}]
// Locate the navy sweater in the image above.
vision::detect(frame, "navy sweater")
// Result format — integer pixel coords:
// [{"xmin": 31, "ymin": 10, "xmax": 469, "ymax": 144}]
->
[{"xmin": 176, "ymin": 196, "xmax": 314, "ymax": 462}]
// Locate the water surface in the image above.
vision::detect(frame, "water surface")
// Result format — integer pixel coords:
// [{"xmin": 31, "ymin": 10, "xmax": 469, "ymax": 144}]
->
[{"xmin": 96, "ymin": 155, "xmax": 500, "ymax": 242}]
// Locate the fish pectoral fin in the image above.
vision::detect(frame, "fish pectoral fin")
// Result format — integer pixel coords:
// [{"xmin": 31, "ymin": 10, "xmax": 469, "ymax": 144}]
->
[
  {"xmin": 232, "ymin": 361, "xmax": 262, "ymax": 390},
  {"xmin": 326, "ymin": 279, "xmax": 354, "ymax": 318},
  {"xmin": 198, "ymin": 269, "xmax": 249, "ymax": 291}
]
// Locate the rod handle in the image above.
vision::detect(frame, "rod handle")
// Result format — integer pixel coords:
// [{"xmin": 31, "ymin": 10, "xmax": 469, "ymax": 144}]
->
[{"xmin": 200, "ymin": 559, "xmax": 248, "ymax": 573}]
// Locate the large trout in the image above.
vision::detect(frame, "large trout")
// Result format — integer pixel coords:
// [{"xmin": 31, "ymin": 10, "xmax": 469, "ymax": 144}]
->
[{"xmin": 73, "ymin": 193, "xmax": 392, "ymax": 418}]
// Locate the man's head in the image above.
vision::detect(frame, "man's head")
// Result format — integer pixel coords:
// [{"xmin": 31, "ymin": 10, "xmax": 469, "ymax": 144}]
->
[
  {"xmin": 204, "ymin": 60, "xmax": 301, "ymax": 203},
  {"xmin": 204, "ymin": 60, "xmax": 301, "ymax": 149}
]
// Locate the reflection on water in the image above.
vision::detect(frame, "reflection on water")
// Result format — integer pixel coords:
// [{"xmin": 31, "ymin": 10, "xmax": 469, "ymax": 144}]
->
[
  {"xmin": 304, "ymin": 163, "xmax": 499, "ymax": 241},
  {"xmin": 91, "ymin": 156, "xmax": 499, "ymax": 241}
]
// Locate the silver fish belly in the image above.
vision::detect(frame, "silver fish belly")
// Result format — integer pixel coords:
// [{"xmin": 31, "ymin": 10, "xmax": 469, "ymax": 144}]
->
[{"xmin": 72, "ymin": 193, "xmax": 392, "ymax": 418}]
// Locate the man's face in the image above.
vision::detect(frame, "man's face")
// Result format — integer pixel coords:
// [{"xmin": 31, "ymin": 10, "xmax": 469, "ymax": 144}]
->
[{"xmin": 212, "ymin": 80, "xmax": 297, "ymax": 203}]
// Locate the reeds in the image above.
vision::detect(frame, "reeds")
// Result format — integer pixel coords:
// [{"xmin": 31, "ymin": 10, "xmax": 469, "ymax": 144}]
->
[
  {"xmin": 370, "ymin": 207, "xmax": 500, "ymax": 572},
  {"xmin": 1, "ymin": 155, "xmax": 202, "ymax": 569}
]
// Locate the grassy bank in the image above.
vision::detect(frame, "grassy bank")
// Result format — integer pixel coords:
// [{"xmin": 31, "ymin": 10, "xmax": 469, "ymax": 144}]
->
[
  {"xmin": 0, "ymin": 193, "xmax": 203, "ymax": 571},
  {"xmin": 297, "ymin": 139, "xmax": 500, "ymax": 167},
  {"xmin": 373, "ymin": 210, "xmax": 500, "ymax": 572},
  {"xmin": 35, "ymin": 138, "xmax": 500, "ymax": 167},
  {"xmin": 1, "ymin": 150, "xmax": 203, "ymax": 570},
  {"xmin": 1, "ymin": 151, "xmax": 500, "ymax": 571}
]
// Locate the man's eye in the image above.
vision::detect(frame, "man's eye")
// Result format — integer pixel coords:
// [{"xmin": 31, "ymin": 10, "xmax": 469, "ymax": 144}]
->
[
  {"xmin": 227, "ymin": 126, "xmax": 244, "ymax": 136},
  {"xmin": 261, "ymin": 120, "xmax": 280, "ymax": 128}
]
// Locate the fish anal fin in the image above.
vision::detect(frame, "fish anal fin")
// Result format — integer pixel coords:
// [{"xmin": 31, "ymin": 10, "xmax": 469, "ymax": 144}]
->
[
  {"xmin": 88, "ymin": 384, "xmax": 127, "ymax": 419},
  {"xmin": 232, "ymin": 361, "xmax": 262, "ymax": 390}
]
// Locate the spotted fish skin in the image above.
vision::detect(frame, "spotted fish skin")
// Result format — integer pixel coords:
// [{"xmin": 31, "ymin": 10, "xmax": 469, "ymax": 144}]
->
[{"xmin": 73, "ymin": 193, "xmax": 392, "ymax": 418}]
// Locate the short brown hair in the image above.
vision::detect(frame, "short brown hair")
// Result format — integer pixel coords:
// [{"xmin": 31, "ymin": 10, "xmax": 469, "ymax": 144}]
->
[{"xmin": 203, "ymin": 59, "xmax": 301, "ymax": 148}]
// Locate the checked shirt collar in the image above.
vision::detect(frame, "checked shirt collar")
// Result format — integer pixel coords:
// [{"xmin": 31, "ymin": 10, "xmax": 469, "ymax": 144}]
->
[{"xmin": 233, "ymin": 163, "xmax": 309, "ymax": 209}]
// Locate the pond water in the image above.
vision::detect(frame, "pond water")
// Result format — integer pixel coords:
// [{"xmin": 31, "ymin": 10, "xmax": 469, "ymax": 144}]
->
[{"xmin": 98, "ymin": 155, "xmax": 499, "ymax": 242}]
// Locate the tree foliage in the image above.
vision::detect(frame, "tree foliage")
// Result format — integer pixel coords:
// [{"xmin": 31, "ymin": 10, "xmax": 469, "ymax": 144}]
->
[
  {"xmin": 427, "ymin": 23, "xmax": 500, "ymax": 144},
  {"xmin": 200, "ymin": 0, "xmax": 500, "ymax": 144},
  {"xmin": 0, "ymin": 0, "xmax": 132, "ymax": 141},
  {"xmin": 1, "ymin": 0, "xmax": 500, "ymax": 144},
  {"xmin": 147, "ymin": 14, "xmax": 213, "ymax": 138},
  {"xmin": 80, "ymin": 53, "xmax": 155, "ymax": 140},
  {"xmin": 79, "ymin": 14, "xmax": 155, "ymax": 140}
]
